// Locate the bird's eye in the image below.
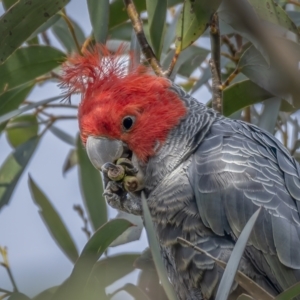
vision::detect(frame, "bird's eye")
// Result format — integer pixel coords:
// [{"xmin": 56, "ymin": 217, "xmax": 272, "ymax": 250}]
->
[{"xmin": 122, "ymin": 116, "xmax": 135, "ymax": 131}]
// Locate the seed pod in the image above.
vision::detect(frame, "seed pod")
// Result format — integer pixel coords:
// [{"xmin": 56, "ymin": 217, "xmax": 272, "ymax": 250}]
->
[
  {"xmin": 116, "ymin": 157, "xmax": 138, "ymax": 175},
  {"xmin": 107, "ymin": 164, "xmax": 125, "ymax": 181},
  {"xmin": 123, "ymin": 176, "xmax": 140, "ymax": 192}
]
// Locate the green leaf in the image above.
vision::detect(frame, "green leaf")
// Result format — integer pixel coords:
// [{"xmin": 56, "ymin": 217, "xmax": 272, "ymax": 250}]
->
[
  {"xmin": 141, "ymin": 192, "xmax": 178, "ymax": 300},
  {"xmin": 0, "ymin": 83, "xmax": 34, "ymax": 133},
  {"xmin": 215, "ymin": 207, "xmax": 262, "ymax": 300},
  {"xmin": 6, "ymin": 114, "xmax": 38, "ymax": 148},
  {"xmin": 109, "ymin": 0, "xmax": 146, "ymax": 29},
  {"xmin": 109, "ymin": 22, "xmax": 133, "ymax": 41},
  {"xmin": 87, "ymin": 0, "xmax": 109, "ymax": 43},
  {"xmin": 8, "ymin": 293, "xmax": 31, "ymax": 300},
  {"xmin": 175, "ymin": 0, "xmax": 221, "ymax": 51},
  {"xmin": 248, "ymin": 0, "xmax": 298, "ymax": 34},
  {"xmin": 52, "ymin": 219, "xmax": 133, "ymax": 300},
  {"xmin": 93, "ymin": 253, "xmax": 140, "ymax": 287},
  {"xmin": 114, "ymin": 283, "xmax": 152, "ymax": 300},
  {"xmin": 28, "ymin": 14, "xmax": 61, "ymax": 40},
  {"xmin": 219, "ymin": 0, "xmax": 299, "ymax": 62},
  {"xmin": 29, "ymin": 176, "xmax": 79, "ymax": 263},
  {"xmin": 2, "ymin": 0, "xmax": 18, "ymax": 10},
  {"xmin": 63, "ymin": 149, "xmax": 78, "ymax": 175},
  {"xmin": 275, "ymin": 281, "xmax": 300, "ymax": 300},
  {"xmin": 237, "ymin": 44, "xmax": 300, "ymax": 105},
  {"xmin": 33, "ymin": 286, "xmax": 59, "ymax": 300},
  {"xmin": 0, "ymin": 0, "xmax": 70, "ymax": 64},
  {"xmin": 0, "ymin": 96, "xmax": 62, "ymax": 125},
  {"xmin": 52, "ymin": 17, "xmax": 85, "ymax": 53},
  {"xmin": 223, "ymin": 80, "xmax": 275, "ymax": 116},
  {"xmin": 162, "ymin": 9, "xmax": 181, "ymax": 54},
  {"xmin": 162, "ymin": 45, "xmax": 209, "ymax": 79},
  {"xmin": 49, "ymin": 125, "xmax": 76, "ymax": 146},
  {"xmin": 0, "ymin": 45, "xmax": 65, "ymax": 92},
  {"xmin": 77, "ymin": 136, "xmax": 107, "ymax": 231},
  {"xmin": 0, "ymin": 137, "xmax": 39, "ymax": 210},
  {"xmin": 258, "ymin": 97, "xmax": 281, "ymax": 134},
  {"xmin": 146, "ymin": 0, "xmax": 167, "ymax": 59},
  {"xmin": 110, "ymin": 212, "xmax": 143, "ymax": 247}
]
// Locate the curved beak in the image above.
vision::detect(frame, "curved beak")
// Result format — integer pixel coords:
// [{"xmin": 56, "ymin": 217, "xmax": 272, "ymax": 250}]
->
[{"xmin": 86, "ymin": 136, "xmax": 124, "ymax": 170}]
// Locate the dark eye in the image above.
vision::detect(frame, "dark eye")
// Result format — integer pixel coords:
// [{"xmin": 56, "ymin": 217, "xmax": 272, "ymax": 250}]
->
[{"xmin": 122, "ymin": 116, "xmax": 135, "ymax": 131}]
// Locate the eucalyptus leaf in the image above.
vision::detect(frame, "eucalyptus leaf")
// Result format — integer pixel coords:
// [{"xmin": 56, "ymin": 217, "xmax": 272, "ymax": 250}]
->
[
  {"xmin": 142, "ymin": 192, "xmax": 178, "ymax": 300},
  {"xmin": 33, "ymin": 286, "xmax": 59, "ymax": 300},
  {"xmin": 215, "ymin": 207, "xmax": 262, "ymax": 300},
  {"xmin": 222, "ymin": 80, "xmax": 276, "ymax": 117},
  {"xmin": 2, "ymin": 0, "xmax": 18, "ymax": 10},
  {"xmin": 110, "ymin": 211, "xmax": 143, "ymax": 247},
  {"xmin": 52, "ymin": 219, "xmax": 133, "ymax": 300},
  {"xmin": 87, "ymin": 0, "xmax": 109, "ymax": 43},
  {"xmin": 114, "ymin": 283, "xmax": 152, "ymax": 300},
  {"xmin": 238, "ymin": 44, "xmax": 299, "ymax": 105},
  {"xmin": 52, "ymin": 18, "xmax": 85, "ymax": 53},
  {"xmin": 275, "ymin": 281, "xmax": 300, "ymax": 300},
  {"xmin": 7, "ymin": 293, "xmax": 31, "ymax": 300},
  {"xmin": 162, "ymin": 46, "xmax": 209, "ymax": 79},
  {"xmin": 0, "ymin": 83, "xmax": 34, "ymax": 133},
  {"xmin": 0, "ymin": 0, "xmax": 70, "ymax": 64},
  {"xmin": 6, "ymin": 114, "xmax": 38, "ymax": 148},
  {"xmin": 175, "ymin": 0, "xmax": 221, "ymax": 51},
  {"xmin": 29, "ymin": 176, "xmax": 79, "ymax": 263},
  {"xmin": 0, "ymin": 137, "xmax": 39, "ymax": 210},
  {"xmin": 109, "ymin": 0, "xmax": 146, "ymax": 29},
  {"xmin": 49, "ymin": 125, "xmax": 76, "ymax": 146},
  {"xmin": 92, "ymin": 253, "xmax": 140, "ymax": 287},
  {"xmin": 0, "ymin": 45, "xmax": 65, "ymax": 92},
  {"xmin": 63, "ymin": 149, "xmax": 78, "ymax": 175},
  {"xmin": 258, "ymin": 97, "xmax": 281, "ymax": 134},
  {"xmin": 77, "ymin": 136, "xmax": 107, "ymax": 230},
  {"xmin": 146, "ymin": 0, "xmax": 167, "ymax": 59}
]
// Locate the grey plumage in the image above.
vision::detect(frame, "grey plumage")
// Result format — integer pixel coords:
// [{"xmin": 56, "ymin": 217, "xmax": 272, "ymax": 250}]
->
[{"xmin": 103, "ymin": 83, "xmax": 300, "ymax": 299}]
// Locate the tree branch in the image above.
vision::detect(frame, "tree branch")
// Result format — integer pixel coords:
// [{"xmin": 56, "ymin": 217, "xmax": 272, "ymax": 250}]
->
[
  {"xmin": 210, "ymin": 13, "xmax": 223, "ymax": 114},
  {"xmin": 123, "ymin": 0, "xmax": 164, "ymax": 76}
]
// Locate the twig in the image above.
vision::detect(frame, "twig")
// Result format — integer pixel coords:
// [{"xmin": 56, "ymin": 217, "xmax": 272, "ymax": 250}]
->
[
  {"xmin": 81, "ymin": 36, "xmax": 94, "ymax": 53},
  {"xmin": 209, "ymin": 59, "xmax": 222, "ymax": 113},
  {"xmin": 210, "ymin": 13, "xmax": 223, "ymax": 114},
  {"xmin": 73, "ymin": 205, "xmax": 91, "ymax": 239},
  {"xmin": 221, "ymin": 52, "xmax": 239, "ymax": 63},
  {"xmin": 60, "ymin": 10, "xmax": 82, "ymax": 55},
  {"xmin": 0, "ymin": 247, "xmax": 18, "ymax": 293},
  {"xmin": 165, "ymin": 49, "xmax": 180, "ymax": 78},
  {"xmin": 222, "ymin": 35, "xmax": 237, "ymax": 57},
  {"xmin": 288, "ymin": 0, "xmax": 300, "ymax": 6},
  {"xmin": 244, "ymin": 107, "xmax": 251, "ymax": 123},
  {"xmin": 221, "ymin": 67, "xmax": 241, "ymax": 89},
  {"xmin": 123, "ymin": 0, "xmax": 164, "ymax": 76}
]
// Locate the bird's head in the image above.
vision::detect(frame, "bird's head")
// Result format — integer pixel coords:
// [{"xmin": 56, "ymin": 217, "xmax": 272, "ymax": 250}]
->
[{"xmin": 61, "ymin": 45, "xmax": 187, "ymax": 168}]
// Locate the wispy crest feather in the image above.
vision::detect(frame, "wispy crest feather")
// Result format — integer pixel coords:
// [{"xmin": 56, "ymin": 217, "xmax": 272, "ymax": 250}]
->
[{"xmin": 60, "ymin": 44, "xmax": 134, "ymax": 99}]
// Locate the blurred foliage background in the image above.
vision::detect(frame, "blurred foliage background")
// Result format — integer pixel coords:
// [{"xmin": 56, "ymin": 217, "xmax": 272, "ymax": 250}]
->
[{"xmin": 1, "ymin": 0, "xmax": 300, "ymax": 299}]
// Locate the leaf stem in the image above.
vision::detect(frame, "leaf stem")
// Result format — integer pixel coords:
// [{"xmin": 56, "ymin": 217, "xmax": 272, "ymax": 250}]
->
[
  {"xmin": 123, "ymin": 0, "xmax": 164, "ymax": 76},
  {"xmin": 60, "ymin": 10, "xmax": 82, "ymax": 55}
]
